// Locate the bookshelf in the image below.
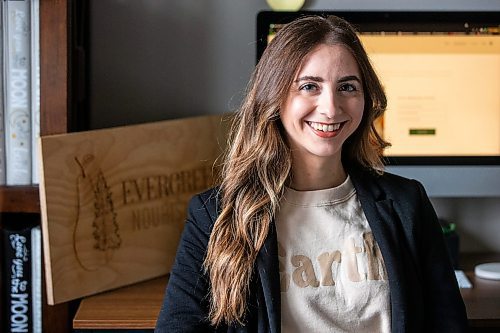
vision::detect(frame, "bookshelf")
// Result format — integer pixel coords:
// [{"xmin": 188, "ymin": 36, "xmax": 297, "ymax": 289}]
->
[
  {"xmin": 0, "ymin": 186, "xmax": 40, "ymax": 213},
  {"xmin": 1, "ymin": 1, "xmax": 76, "ymax": 332}
]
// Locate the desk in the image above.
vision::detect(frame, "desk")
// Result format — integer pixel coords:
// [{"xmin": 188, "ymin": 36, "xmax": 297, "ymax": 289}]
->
[
  {"xmin": 73, "ymin": 253, "xmax": 500, "ymax": 331},
  {"xmin": 460, "ymin": 253, "xmax": 500, "ymax": 329}
]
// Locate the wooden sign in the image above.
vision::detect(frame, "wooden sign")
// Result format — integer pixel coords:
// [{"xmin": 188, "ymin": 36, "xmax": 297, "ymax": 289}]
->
[{"xmin": 39, "ymin": 114, "xmax": 228, "ymax": 305}]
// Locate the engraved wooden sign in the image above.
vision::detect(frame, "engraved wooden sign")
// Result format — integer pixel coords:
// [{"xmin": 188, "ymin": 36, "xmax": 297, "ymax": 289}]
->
[{"xmin": 39, "ymin": 114, "xmax": 228, "ymax": 305}]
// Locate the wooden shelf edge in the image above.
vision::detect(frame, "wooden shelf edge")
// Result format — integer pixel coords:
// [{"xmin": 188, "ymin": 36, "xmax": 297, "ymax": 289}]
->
[
  {"xmin": 72, "ymin": 319, "xmax": 158, "ymax": 330},
  {"xmin": 0, "ymin": 185, "xmax": 41, "ymax": 213},
  {"xmin": 73, "ymin": 276, "xmax": 167, "ymax": 330}
]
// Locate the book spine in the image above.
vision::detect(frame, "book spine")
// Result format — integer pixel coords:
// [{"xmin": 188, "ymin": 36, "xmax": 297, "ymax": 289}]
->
[
  {"xmin": 3, "ymin": 0, "xmax": 32, "ymax": 185},
  {"xmin": 31, "ymin": 225, "xmax": 42, "ymax": 333},
  {"xmin": 2, "ymin": 219, "xmax": 34, "ymax": 333},
  {"xmin": 0, "ymin": 2, "xmax": 6, "ymax": 185},
  {"xmin": 30, "ymin": 0, "xmax": 39, "ymax": 185}
]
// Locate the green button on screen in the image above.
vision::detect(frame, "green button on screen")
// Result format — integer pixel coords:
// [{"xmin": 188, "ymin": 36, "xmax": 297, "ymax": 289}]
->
[{"xmin": 409, "ymin": 129, "xmax": 436, "ymax": 135}]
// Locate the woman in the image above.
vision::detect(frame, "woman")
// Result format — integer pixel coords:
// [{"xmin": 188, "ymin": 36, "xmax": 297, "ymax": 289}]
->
[{"xmin": 155, "ymin": 15, "xmax": 467, "ymax": 332}]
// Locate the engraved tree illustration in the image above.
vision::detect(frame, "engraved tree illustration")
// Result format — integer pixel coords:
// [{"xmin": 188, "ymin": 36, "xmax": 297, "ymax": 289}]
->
[
  {"xmin": 92, "ymin": 170, "xmax": 121, "ymax": 254},
  {"xmin": 74, "ymin": 155, "xmax": 121, "ymax": 271}
]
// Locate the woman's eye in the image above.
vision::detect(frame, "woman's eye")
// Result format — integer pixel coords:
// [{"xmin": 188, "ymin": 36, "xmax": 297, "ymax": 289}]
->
[
  {"xmin": 338, "ymin": 83, "xmax": 357, "ymax": 92},
  {"xmin": 299, "ymin": 83, "xmax": 318, "ymax": 92}
]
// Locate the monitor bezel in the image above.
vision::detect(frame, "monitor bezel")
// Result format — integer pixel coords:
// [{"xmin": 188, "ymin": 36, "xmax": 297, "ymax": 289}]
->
[{"xmin": 256, "ymin": 11, "xmax": 500, "ymax": 166}]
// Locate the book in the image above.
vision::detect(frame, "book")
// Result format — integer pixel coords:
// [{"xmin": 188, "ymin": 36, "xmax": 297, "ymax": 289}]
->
[
  {"xmin": 31, "ymin": 223, "xmax": 42, "ymax": 333},
  {"xmin": 0, "ymin": 3, "xmax": 6, "ymax": 185},
  {"xmin": 30, "ymin": 0, "xmax": 39, "ymax": 184},
  {"xmin": 3, "ymin": 0, "xmax": 32, "ymax": 185},
  {"xmin": 1, "ymin": 215, "xmax": 42, "ymax": 333}
]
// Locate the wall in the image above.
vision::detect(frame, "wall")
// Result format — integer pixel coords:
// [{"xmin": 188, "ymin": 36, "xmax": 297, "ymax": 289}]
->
[
  {"xmin": 88, "ymin": 0, "xmax": 500, "ymax": 253},
  {"xmin": 432, "ymin": 197, "xmax": 500, "ymax": 252},
  {"xmin": 88, "ymin": 0, "xmax": 500, "ymax": 128}
]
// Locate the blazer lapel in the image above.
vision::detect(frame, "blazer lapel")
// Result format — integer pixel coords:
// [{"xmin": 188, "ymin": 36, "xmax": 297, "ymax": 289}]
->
[
  {"xmin": 350, "ymin": 171, "xmax": 409, "ymax": 333},
  {"xmin": 256, "ymin": 222, "xmax": 281, "ymax": 333}
]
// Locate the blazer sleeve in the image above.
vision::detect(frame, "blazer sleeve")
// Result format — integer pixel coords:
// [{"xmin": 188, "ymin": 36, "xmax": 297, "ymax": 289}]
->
[
  {"xmin": 415, "ymin": 180, "xmax": 468, "ymax": 332},
  {"xmin": 155, "ymin": 194, "xmax": 217, "ymax": 333}
]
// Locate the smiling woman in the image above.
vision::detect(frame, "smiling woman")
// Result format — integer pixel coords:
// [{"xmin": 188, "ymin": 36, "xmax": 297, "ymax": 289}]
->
[
  {"xmin": 280, "ymin": 44, "xmax": 365, "ymax": 190},
  {"xmin": 155, "ymin": 15, "xmax": 468, "ymax": 333}
]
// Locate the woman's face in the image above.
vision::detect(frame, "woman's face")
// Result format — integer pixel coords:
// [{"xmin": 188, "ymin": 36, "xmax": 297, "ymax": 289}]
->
[{"xmin": 280, "ymin": 43, "xmax": 365, "ymax": 167}]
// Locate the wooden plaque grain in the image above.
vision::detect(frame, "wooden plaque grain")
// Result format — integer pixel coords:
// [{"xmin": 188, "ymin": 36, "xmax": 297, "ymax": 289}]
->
[{"xmin": 39, "ymin": 115, "xmax": 228, "ymax": 304}]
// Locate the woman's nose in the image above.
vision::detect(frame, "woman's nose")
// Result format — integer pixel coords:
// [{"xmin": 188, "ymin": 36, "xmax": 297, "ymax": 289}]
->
[{"xmin": 318, "ymin": 89, "xmax": 338, "ymax": 118}]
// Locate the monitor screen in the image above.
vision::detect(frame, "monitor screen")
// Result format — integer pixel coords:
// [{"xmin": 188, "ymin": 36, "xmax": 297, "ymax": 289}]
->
[{"xmin": 256, "ymin": 11, "xmax": 500, "ymax": 165}]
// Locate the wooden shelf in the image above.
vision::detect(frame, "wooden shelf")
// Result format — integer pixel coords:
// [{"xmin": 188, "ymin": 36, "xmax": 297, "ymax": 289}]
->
[
  {"xmin": 40, "ymin": 0, "xmax": 70, "ymax": 136},
  {"xmin": 73, "ymin": 276, "xmax": 168, "ymax": 330},
  {"xmin": 0, "ymin": 186, "xmax": 40, "ymax": 213},
  {"xmin": 0, "ymin": 1, "xmax": 76, "ymax": 332},
  {"xmin": 0, "ymin": 0, "xmax": 71, "ymax": 214}
]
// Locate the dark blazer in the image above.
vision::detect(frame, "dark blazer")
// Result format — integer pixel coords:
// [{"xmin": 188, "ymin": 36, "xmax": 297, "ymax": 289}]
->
[{"xmin": 155, "ymin": 169, "xmax": 468, "ymax": 332}]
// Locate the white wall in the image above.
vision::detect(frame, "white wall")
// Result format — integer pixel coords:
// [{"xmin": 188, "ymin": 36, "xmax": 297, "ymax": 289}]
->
[{"xmin": 88, "ymin": 0, "xmax": 500, "ymax": 253}]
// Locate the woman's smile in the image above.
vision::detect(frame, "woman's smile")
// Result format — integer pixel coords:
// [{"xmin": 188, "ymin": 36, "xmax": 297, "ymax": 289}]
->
[{"xmin": 306, "ymin": 120, "xmax": 347, "ymax": 138}]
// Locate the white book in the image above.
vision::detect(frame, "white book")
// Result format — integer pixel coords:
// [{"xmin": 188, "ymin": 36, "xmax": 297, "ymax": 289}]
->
[
  {"xmin": 31, "ymin": 0, "xmax": 40, "ymax": 184},
  {"xmin": 31, "ymin": 225, "xmax": 42, "ymax": 333},
  {"xmin": 0, "ymin": 3, "xmax": 6, "ymax": 185},
  {"xmin": 3, "ymin": 0, "xmax": 32, "ymax": 185}
]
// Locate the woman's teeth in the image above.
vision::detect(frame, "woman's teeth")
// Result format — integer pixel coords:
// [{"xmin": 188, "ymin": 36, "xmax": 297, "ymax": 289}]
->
[{"xmin": 308, "ymin": 121, "xmax": 341, "ymax": 132}]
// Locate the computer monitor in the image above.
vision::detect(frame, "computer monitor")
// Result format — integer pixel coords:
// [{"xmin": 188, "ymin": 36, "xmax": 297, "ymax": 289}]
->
[{"xmin": 256, "ymin": 11, "xmax": 500, "ymax": 167}]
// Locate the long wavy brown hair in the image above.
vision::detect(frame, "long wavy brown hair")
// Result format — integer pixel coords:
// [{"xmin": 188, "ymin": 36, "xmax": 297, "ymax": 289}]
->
[{"xmin": 204, "ymin": 15, "xmax": 389, "ymax": 326}]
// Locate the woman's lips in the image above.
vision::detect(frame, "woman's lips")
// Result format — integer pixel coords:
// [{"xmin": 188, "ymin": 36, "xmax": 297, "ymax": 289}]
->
[{"xmin": 306, "ymin": 121, "xmax": 346, "ymax": 138}]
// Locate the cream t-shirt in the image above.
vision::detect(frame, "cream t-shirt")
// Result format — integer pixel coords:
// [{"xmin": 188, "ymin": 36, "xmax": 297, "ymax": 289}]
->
[{"xmin": 276, "ymin": 176, "xmax": 391, "ymax": 333}]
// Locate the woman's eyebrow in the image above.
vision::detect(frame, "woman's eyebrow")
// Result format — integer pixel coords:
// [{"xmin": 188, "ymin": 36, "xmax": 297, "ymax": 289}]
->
[
  {"xmin": 294, "ymin": 75, "xmax": 324, "ymax": 83},
  {"xmin": 294, "ymin": 75, "xmax": 361, "ymax": 83},
  {"xmin": 338, "ymin": 75, "xmax": 361, "ymax": 83}
]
